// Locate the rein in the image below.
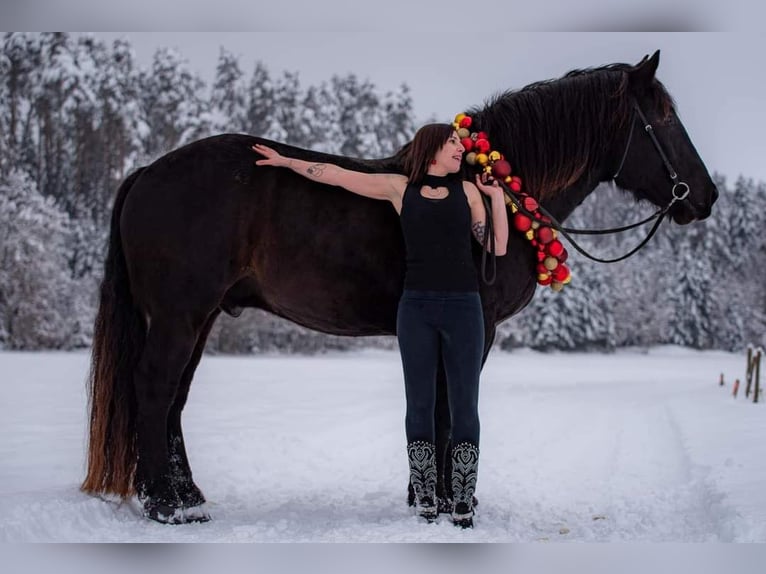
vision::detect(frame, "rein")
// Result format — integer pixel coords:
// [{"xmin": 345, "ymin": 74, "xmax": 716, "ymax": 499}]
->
[{"xmin": 479, "ymin": 99, "xmax": 691, "ymax": 284}]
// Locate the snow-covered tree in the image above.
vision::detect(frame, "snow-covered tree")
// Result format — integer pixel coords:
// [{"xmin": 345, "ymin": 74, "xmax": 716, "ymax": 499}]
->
[
  {"xmin": 330, "ymin": 73, "xmax": 383, "ymax": 157},
  {"xmin": 376, "ymin": 83, "xmax": 416, "ymax": 155},
  {"xmin": 245, "ymin": 61, "xmax": 279, "ymax": 139},
  {"xmin": 0, "ymin": 170, "xmax": 75, "ymax": 349},
  {"xmin": 209, "ymin": 47, "xmax": 247, "ymax": 134},
  {"xmin": 507, "ymin": 252, "xmax": 617, "ymax": 352},
  {"xmin": 139, "ymin": 47, "xmax": 210, "ymax": 161},
  {"xmin": 269, "ymin": 71, "xmax": 304, "ymax": 145}
]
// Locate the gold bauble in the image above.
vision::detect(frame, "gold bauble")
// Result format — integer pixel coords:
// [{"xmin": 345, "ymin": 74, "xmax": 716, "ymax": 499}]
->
[{"xmin": 544, "ymin": 256, "xmax": 559, "ymax": 271}]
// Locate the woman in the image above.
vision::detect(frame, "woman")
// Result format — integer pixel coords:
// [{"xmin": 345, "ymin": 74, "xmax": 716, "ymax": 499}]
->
[{"xmin": 252, "ymin": 123, "xmax": 509, "ymax": 527}]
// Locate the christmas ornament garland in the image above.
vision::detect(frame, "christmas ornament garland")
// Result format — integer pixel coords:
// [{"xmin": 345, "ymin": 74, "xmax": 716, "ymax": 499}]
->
[{"xmin": 452, "ymin": 113, "xmax": 572, "ymax": 292}]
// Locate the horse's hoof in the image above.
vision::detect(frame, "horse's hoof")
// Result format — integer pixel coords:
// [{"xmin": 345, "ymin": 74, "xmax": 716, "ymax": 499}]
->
[
  {"xmin": 182, "ymin": 503, "xmax": 211, "ymax": 523},
  {"xmin": 143, "ymin": 500, "xmax": 212, "ymax": 524},
  {"xmin": 144, "ymin": 500, "xmax": 187, "ymax": 525},
  {"xmin": 179, "ymin": 486, "xmax": 206, "ymax": 509}
]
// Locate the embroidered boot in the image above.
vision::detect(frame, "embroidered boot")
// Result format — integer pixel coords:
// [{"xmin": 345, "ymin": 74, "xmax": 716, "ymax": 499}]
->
[
  {"xmin": 407, "ymin": 441, "xmax": 438, "ymax": 521},
  {"xmin": 451, "ymin": 442, "xmax": 479, "ymax": 528}
]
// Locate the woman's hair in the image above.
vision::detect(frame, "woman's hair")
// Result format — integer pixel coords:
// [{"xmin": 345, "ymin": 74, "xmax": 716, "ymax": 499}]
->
[{"xmin": 403, "ymin": 123, "xmax": 456, "ymax": 184}]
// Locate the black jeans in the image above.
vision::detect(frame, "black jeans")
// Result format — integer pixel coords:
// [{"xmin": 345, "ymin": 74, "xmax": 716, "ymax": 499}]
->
[{"xmin": 396, "ymin": 290, "xmax": 485, "ymax": 446}]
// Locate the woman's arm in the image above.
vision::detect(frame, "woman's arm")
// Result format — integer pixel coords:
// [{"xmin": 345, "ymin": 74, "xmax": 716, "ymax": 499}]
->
[
  {"xmin": 252, "ymin": 143, "xmax": 404, "ymax": 203},
  {"xmin": 464, "ymin": 176, "xmax": 510, "ymax": 256}
]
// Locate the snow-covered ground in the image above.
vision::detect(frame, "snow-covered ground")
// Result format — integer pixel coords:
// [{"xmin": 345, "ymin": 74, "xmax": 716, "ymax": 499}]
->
[{"xmin": 1, "ymin": 346, "xmax": 764, "ymax": 542}]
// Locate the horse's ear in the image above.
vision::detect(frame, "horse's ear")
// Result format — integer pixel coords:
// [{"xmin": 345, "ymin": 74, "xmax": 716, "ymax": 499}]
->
[{"xmin": 629, "ymin": 50, "xmax": 660, "ymax": 89}]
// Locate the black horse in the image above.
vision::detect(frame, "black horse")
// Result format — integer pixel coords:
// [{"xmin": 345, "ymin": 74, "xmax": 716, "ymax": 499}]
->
[{"xmin": 82, "ymin": 50, "xmax": 718, "ymax": 523}]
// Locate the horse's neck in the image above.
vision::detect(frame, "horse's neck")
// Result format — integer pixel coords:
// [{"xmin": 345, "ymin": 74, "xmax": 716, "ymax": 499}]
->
[{"xmin": 539, "ymin": 172, "xmax": 604, "ymax": 223}]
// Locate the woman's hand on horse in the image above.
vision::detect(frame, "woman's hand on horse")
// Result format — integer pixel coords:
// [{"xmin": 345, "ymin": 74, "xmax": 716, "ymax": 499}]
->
[
  {"xmin": 252, "ymin": 144, "xmax": 288, "ymax": 167},
  {"xmin": 475, "ymin": 173, "xmax": 503, "ymax": 198}
]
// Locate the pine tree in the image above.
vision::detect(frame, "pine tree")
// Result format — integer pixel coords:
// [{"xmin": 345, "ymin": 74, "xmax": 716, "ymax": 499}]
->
[
  {"xmin": 1, "ymin": 33, "xmax": 42, "ymax": 180},
  {"xmin": 376, "ymin": 83, "xmax": 416, "ymax": 156},
  {"xmin": 662, "ymin": 222, "xmax": 716, "ymax": 349},
  {"xmin": 245, "ymin": 61, "xmax": 278, "ymax": 139},
  {"xmin": 94, "ymin": 36, "xmax": 147, "ymax": 221},
  {"xmin": 0, "ymin": 38, "xmax": 10, "ymax": 179},
  {"xmin": 510, "ymin": 253, "xmax": 616, "ymax": 352},
  {"xmin": 0, "ymin": 170, "xmax": 75, "ymax": 349},
  {"xmin": 270, "ymin": 71, "xmax": 305, "ymax": 146},
  {"xmin": 139, "ymin": 47, "xmax": 210, "ymax": 161},
  {"xmin": 300, "ymin": 84, "xmax": 332, "ymax": 151},
  {"xmin": 330, "ymin": 73, "xmax": 382, "ymax": 157},
  {"xmin": 210, "ymin": 47, "xmax": 247, "ymax": 134}
]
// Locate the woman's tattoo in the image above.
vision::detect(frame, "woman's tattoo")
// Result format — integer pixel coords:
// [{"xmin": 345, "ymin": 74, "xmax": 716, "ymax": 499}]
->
[
  {"xmin": 472, "ymin": 221, "xmax": 487, "ymax": 244},
  {"xmin": 306, "ymin": 163, "xmax": 327, "ymax": 177}
]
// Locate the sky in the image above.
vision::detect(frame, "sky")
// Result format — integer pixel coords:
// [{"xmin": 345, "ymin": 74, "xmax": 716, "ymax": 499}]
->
[{"xmin": 84, "ymin": 32, "xmax": 766, "ymax": 184}]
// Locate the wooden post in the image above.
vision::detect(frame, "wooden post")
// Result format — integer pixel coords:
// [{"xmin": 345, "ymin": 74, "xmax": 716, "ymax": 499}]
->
[
  {"xmin": 754, "ymin": 349, "xmax": 762, "ymax": 405},
  {"xmin": 719, "ymin": 373, "xmax": 725, "ymax": 387},
  {"xmin": 733, "ymin": 378, "xmax": 740, "ymax": 398},
  {"xmin": 745, "ymin": 346, "xmax": 754, "ymax": 398}
]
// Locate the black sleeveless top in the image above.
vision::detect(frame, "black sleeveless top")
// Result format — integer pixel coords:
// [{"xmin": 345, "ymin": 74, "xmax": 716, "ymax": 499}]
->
[{"xmin": 400, "ymin": 174, "xmax": 478, "ymax": 292}]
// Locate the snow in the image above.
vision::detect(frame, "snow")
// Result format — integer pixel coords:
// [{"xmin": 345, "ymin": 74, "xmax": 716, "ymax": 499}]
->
[{"xmin": 0, "ymin": 346, "xmax": 764, "ymax": 542}]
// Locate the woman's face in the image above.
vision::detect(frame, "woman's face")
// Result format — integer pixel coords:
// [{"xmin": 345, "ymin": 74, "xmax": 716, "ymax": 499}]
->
[{"xmin": 432, "ymin": 131, "xmax": 465, "ymax": 173}]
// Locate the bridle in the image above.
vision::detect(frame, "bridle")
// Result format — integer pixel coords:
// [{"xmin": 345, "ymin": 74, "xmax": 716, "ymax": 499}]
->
[
  {"xmin": 480, "ymin": 98, "xmax": 693, "ymax": 285},
  {"xmin": 613, "ymin": 100, "xmax": 690, "ymax": 205}
]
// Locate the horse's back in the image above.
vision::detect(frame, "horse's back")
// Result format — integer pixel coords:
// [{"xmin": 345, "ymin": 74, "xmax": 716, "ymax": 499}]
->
[{"xmin": 118, "ymin": 134, "xmax": 406, "ymax": 332}]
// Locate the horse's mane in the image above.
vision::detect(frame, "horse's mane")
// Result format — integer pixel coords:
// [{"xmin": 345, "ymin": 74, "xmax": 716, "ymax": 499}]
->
[{"xmin": 393, "ymin": 62, "xmax": 676, "ymax": 201}]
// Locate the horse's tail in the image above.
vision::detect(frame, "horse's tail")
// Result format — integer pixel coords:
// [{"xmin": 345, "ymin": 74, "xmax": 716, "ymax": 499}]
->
[{"xmin": 81, "ymin": 167, "xmax": 147, "ymax": 498}]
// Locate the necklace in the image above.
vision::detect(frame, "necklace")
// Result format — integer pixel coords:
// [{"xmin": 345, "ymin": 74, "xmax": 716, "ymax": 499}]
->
[{"xmin": 451, "ymin": 112, "xmax": 572, "ymax": 291}]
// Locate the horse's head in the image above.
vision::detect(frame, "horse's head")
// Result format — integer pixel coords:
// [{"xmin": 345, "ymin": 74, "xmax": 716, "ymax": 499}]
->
[{"xmin": 612, "ymin": 50, "xmax": 718, "ymax": 224}]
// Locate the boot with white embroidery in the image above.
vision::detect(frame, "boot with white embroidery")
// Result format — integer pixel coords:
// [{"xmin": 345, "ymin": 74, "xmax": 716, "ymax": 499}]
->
[
  {"xmin": 407, "ymin": 441, "xmax": 438, "ymax": 522},
  {"xmin": 450, "ymin": 442, "xmax": 479, "ymax": 528}
]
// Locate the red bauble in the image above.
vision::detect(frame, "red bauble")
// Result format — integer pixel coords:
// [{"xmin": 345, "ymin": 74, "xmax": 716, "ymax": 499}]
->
[
  {"xmin": 553, "ymin": 264, "xmax": 570, "ymax": 282},
  {"xmin": 547, "ymin": 239, "xmax": 564, "ymax": 258},
  {"xmin": 492, "ymin": 159, "xmax": 512, "ymax": 179},
  {"xmin": 510, "ymin": 180, "xmax": 522, "ymax": 192},
  {"xmin": 461, "ymin": 137, "xmax": 474, "ymax": 152},
  {"xmin": 459, "ymin": 116, "xmax": 472, "ymax": 128},
  {"xmin": 475, "ymin": 139, "xmax": 490, "ymax": 154},
  {"xmin": 536, "ymin": 263, "xmax": 548, "ymax": 275},
  {"xmin": 536, "ymin": 226, "xmax": 554, "ymax": 244},
  {"xmin": 559, "ymin": 248, "xmax": 569, "ymax": 263},
  {"xmin": 536, "ymin": 251, "xmax": 546, "ymax": 262},
  {"xmin": 522, "ymin": 196, "xmax": 538, "ymax": 211},
  {"xmin": 513, "ymin": 213, "xmax": 532, "ymax": 232},
  {"xmin": 476, "ymin": 131, "xmax": 488, "ymax": 141},
  {"xmin": 537, "ymin": 274, "xmax": 553, "ymax": 286}
]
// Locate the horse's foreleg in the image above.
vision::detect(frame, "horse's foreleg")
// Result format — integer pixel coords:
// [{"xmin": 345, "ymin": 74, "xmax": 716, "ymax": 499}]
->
[
  {"xmin": 167, "ymin": 309, "xmax": 221, "ymax": 522},
  {"xmin": 134, "ymin": 314, "xmax": 199, "ymax": 524}
]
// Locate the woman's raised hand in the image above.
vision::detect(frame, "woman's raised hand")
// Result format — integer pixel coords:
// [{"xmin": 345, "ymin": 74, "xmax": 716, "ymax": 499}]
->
[
  {"xmin": 475, "ymin": 173, "xmax": 503, "ymax": 198},
  {"xmin": 252, "ymin": 143, "xmax": 288, "ymax": 167}
]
